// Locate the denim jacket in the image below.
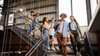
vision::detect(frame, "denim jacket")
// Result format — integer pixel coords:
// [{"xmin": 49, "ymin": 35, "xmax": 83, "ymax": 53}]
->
[{"xmin": 57, "ymin": 20, "xmax": 70, "ymax": 37}]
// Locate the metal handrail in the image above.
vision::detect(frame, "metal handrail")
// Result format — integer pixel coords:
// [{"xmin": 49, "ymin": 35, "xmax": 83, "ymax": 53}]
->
[
  {"xmin": 83, "ymin": 32, "xmax": 94, "ymax": 56},
  {"xmin": 10, "ymin": 27, "xmax": 34, "ymax": 46},
  {"xmin": 25, "ymin": 39, "xmax": 43, "ymax": 56}
]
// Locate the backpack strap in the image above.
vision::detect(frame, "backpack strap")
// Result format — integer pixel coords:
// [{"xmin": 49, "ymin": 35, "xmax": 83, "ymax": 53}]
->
[{"xmin": 68, "ymin": 22, "xmax": 71, "ymax": 31}]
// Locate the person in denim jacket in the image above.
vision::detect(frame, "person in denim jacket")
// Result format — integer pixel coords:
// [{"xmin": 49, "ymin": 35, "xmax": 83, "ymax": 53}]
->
[
  {"xmin": 28, "ymin": 10, "xmax": 39, "ymax": 35},
  {"xmin": 56, "ymin": 13, "xmax": 70, "ymax": 56}
]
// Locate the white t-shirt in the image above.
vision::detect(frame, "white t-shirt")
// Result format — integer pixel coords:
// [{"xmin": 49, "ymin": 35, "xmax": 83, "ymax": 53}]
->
[{"xmin": 70, "ymin": 21, "xmax": 77, "ymax": 31}]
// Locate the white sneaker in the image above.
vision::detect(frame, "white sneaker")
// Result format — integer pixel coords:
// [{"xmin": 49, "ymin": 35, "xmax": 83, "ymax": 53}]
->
[
  {"xmin": 47, "ymin": 47, "xmax": 50, "ymax": 50},
  {"xmin": 51, "ymin": 47, "xmax": 56, "ymax": 51},
  {"xmin": 55, "ymin": 46, "xmax": 60, "ymax": 51},
  {"xmin": 30, "ymin": 32, "xmax": 33, "ymax": 35}
]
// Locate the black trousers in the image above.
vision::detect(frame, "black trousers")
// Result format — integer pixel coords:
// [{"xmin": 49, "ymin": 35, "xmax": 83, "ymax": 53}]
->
[{"xmin": 70, "ymin": 31, "xmax": 78, "ymax": 55}]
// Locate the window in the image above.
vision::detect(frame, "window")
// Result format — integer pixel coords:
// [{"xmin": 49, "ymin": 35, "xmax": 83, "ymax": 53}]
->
[
  {"xmin": 72, "ymin": 0, "xmax": 88, "ymax": 26},
  {"xmin": 59, "ymin": 0, "xmax": 88, "ymax": 26},
  {"xmin": 59, "ymin": 0, "xmax": 71, "ymax": 16},
  {"xmin": 0, "ymin": 0, "xmax": 4, "ymax": 6},
  {"xmin": 0, "ymin": 0, "xmax": 3, "ymax": 23},
  {"xmin": 90, "ymin": 0, "xmax": 97, "ymax": 17}
]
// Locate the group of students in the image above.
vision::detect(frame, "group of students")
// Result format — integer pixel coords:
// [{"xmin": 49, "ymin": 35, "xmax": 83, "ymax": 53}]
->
[
  {"xmin": 42, "ymin": 13, "xmax": 82, "ymax": 56},
  {"xmin": 27, "ymin": 10, "xmax": 81, "ymax": 56}
]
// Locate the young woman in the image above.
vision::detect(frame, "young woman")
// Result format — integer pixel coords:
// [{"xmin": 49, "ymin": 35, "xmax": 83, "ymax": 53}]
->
[
  {"xmin": 69, "ymin": 16, "xmax": 82, "ymax": 56},
  {"xmin": 42, "ymin": 17, "xmax": 50, "ymax": 50}
]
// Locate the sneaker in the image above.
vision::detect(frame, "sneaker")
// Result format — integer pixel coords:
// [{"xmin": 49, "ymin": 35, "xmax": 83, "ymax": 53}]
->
[
  {"xmin": 55, "ymin": 46, "xmax": 60, "ymax": 51},
  {"xmin": 47, "ymin": 47, "xmax": 50, "ymax": 50},
  {"xmin": 51, "ymin": 47, "xmax": 56, "ymax": 51}
]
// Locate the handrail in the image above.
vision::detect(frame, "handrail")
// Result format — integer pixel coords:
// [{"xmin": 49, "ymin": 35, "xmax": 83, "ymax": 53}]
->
[
  {"xmin": 83, "ymin": 32, "xmax": 94, "ymax": 56},
  {"xmin": 10, "ymin": 27, "xmax": 33, "ymax": 46},
  {"xmin": 25, "ymin": 39, "xmax": 43, "ymax": 56}
]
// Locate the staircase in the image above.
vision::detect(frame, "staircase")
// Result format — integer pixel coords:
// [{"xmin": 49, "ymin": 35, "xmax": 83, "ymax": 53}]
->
[
  {"xmin": 10, "ymin": 26, "xmax": 45, "ymax": 56},
  {"xmin": 47, "ymin": 44, "xmax": 79, "ymax": 56},
  {"xmin": 10, "ymin": 27, "xmax": 38, "ymax": 46}
]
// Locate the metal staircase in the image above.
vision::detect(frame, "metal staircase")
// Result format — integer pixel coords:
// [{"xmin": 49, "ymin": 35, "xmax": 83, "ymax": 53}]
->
[
  {"xmin": 47, "ymin": 44, "xmax": 76, "ymax": 56},
  {"xmin": 10, "ymin": 27, "xmax": 37, "ymax": 46}
]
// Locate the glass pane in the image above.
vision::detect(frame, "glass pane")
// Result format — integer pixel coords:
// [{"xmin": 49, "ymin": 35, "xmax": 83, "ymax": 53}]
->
[
  {"xmin": 90, "ymin": 0, "xmax": 97, "ymax": 17},
  {"xmin": 59, "ymin": 0, "xmax": 71, "ymax": 17},
  {"xmin": 73, "ymin": 0, "xmax": 88, "ymax": 26},
  {"xmin": 0, "ymin": 0, "xmax": 4, "ymax": 6}
]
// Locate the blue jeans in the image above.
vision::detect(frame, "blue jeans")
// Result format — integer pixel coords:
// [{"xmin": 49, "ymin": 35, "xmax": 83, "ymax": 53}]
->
[
  {"xmin": 28, "ymin": 24, "xmax": 32, "ymax": 33},
  {"xmin": 42, "ymin": 29, "xmax": 50, "ymax": 49}
]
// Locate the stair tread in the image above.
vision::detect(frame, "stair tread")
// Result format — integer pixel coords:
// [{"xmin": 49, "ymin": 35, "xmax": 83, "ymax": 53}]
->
[{"xmin": 47, "ymin": 45, "xmax": 76, "ymax": 56}]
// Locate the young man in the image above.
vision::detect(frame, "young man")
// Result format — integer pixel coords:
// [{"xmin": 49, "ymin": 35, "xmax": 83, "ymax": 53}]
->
[
  {"xmin": 28, "ymin": 10, "xmax": 39, "ymax": 35},
  {"xmin": 56, "ymin": 13, "xmax": 70, "ymax": 56}
]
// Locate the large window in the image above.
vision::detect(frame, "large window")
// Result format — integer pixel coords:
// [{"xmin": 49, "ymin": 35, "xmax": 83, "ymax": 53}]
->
[
  {"xmin": 0, "ymin": 0, "xmax": 3, "ymax": 6},
  {"xmin": 59, "ymin": 0, "xmax": 71, "ymax": 16},
  {"xmin": 90, "ymin": 0, "xmax": 97, "ymax": 17},
  {"xmin": 0, "ymin": 0, "xmax": 4, "ymax": 20},
  {"xmin": 72, "ymin": 0, "xmax": 88, "ymax": 26},
  {"xmin": 0, "ymin": 0, "xmax": 4, "ymax": 30},
  {"xmin": 59, "ymin": 0, "xmax": 88, "ymax": 26}
]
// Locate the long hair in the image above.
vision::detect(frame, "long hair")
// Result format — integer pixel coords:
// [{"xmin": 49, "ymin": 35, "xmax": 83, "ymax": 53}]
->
[
  {"xmin": 42, "ymin": 17, "xmax": 47, "ymax": 24},
  {"xmin": 70, "ymin": 16, "xmax": 82, "ymax": 38}
]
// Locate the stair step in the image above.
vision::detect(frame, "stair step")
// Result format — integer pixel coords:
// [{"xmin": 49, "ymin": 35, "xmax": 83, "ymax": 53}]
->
[
  {"xmin": 47, "ymin": 46, "xmax": 76, "ymax": 56},
  {"xmin": 47, "ymin": 55, "xmax": 75, "ymax": 56}
]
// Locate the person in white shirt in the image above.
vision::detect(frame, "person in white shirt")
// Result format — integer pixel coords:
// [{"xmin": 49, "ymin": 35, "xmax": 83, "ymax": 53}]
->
[{"xmin": 69, "ymin": 16, "xmax": 82, "ymax": 55}]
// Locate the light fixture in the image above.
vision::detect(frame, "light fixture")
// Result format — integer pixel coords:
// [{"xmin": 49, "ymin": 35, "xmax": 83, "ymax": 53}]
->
[{"xmin": 19, "ymin": 8, "xmax": 24, "ymax": 12}]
